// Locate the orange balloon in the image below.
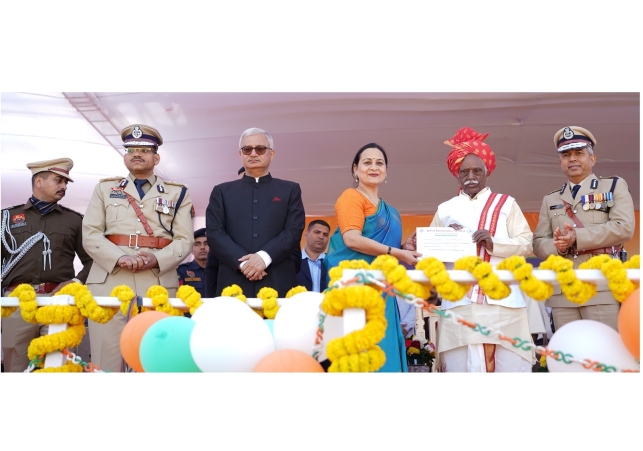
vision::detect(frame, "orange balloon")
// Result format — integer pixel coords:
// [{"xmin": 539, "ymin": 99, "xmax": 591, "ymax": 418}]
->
[
  {"xmin": 253, "ymin": 349, "xmax": 325, "ymax": 372},
  {"xmin": 618, "ymin": 287, "xmax": 640, "ymax": 360},
  {"xmin": 119, "ymin": 311, "xmax": 170, "ymax": 372}
]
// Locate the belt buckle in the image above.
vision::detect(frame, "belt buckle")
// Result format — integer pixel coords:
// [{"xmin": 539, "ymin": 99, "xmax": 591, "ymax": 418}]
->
[
  {"xmin": 32, "ymin": 283, "xmax": 44, "ymax": 294},
  {"xmin": 128, "ymin": 233, "xmax": 140, "ymax": 251}
]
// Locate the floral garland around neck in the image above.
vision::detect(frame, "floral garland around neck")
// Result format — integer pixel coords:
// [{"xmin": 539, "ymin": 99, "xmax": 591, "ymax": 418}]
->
[
  {"xmin": 176, "ymin": 285, "xmax": 203, "ymax": 316},
  {"xmin": 579, "ymin": 254, "xmax": 639, "ymax": 302},
  {"xmin": 147, "ymin": 285, "xmax": 184, "ymax": 316},
  {"xmin": 539, "ymin": 255, "xmax": 596, "ymax": 305},
  {"xmin": 321, "ymin": 284, "xmax": 387, "ymax": 372},
  {"xmin": 496, "ymin": 256, "xmax": 554, "ymax": 301},
  {"xmin": 415, "ymin": 257, "xmax": 469, "ymax": 302},
  {"xmin": 454, "ymin": 255, "xmax": 511, "ymax": 300}
]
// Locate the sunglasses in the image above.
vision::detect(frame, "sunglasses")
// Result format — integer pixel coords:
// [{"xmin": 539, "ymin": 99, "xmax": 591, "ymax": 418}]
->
[
  {"xmin": 240, "ymin": 145, "xmax": 271, "ymax": 155},
  {"xmin": 125, "ymin": 147, "xmax": 156, "ymax": 154}
]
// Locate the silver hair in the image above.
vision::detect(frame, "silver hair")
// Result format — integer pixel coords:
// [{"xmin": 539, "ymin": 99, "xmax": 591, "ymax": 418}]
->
[{"xmin": 239, "ymin": 127, "xmax": 274, "ymax": 149}]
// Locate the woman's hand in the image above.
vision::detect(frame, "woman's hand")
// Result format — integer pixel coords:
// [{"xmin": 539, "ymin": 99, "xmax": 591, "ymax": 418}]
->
[
  {"xmin": 392, "ymin": 248, "xmax": 422, "ymax": 266},
  {"xmin": 403, "ymin": 231, "xmax": 417, "ymax": 251}
]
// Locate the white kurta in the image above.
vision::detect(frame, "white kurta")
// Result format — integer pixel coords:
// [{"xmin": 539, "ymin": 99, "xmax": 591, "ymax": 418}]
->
[{"xmin": 430, "ymin": 187, "xmax": 535, "ymax": 369}]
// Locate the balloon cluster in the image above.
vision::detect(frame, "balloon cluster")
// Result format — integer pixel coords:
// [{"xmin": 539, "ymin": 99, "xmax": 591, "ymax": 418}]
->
[
  {"xmin": 546, "ymin": 288, "xmax": 640, "ymax": 372},
  {"xmin": 119, "ymin": 292, "xmax": 331, "ymax": 372}
]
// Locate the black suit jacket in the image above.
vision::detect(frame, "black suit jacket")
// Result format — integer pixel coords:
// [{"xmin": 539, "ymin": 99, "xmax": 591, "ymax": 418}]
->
[
  {"xmin": 296, "ymin": 255, "xmax": 328, "ymax": 292},
  {"xmin": 206, "ymin": 173, "xmax": 305, "ymax": 297}
]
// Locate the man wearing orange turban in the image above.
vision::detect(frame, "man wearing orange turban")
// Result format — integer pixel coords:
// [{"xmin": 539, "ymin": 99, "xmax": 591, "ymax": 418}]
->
[{"xmin": 409, "ymin": 127, "xmax": 534, "ymax": 372}]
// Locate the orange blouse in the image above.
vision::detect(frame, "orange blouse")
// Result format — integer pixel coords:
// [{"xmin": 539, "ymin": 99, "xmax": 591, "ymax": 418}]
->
[{"xmin": 335, "ymin": 188, "xmax": 378, "ymax": 235}]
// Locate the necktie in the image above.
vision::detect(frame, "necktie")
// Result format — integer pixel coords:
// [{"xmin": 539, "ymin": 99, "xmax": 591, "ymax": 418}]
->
[
  {"xmin": 571, "ymin": 184, "xmax": 580, "ymax": 199},
  {"xmin": 134, "ymin": 179, "xmax": 147, "ymax": 200}
]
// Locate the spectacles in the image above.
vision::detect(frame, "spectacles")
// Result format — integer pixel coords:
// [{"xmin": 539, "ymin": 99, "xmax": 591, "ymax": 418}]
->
[
  {"xmin": 458, "ymin": 168, "xmax": 485, "ymax": 177},
  {"xmin": 240, "ymin": 145, "xmax": 271, "ymax": 155},
  {"xmin": 125, "ymin": 147, "xmax": 156, "ymax": 154}
]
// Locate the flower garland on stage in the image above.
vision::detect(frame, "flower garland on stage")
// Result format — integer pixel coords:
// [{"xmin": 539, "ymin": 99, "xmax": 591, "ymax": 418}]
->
[
  {"xmin": 579, "ymin": 254, "xmax": 640, "ymax": 302},
  {"xmin": 59, "ymin": 282, "xmax": 118, "ymax": 324},
  {"xmin": 454, "ymin": 256, "xmax": 511, "ymax": 300},
  {"xmin": 415, "ymin": 257, "xmax": 468, "ymax": 301},
  {"xmin": 539, "ymin": 255, "xmax": 597, "ymax": 305},
  {"xmin": 258, "ymin": 287, "xmax": 279, "ymax": 319},
  {"xmin": 321, "ymin": 284, "xmax": 387, "ymax": 372},
  {"xmin": 147, "ymin": 285, "xmax": 183, "ymax": 316},
  {"xmin": 221, "ymin": 284, "xmax": 247, "ymax": 302},
  {"xmin": 496, "ymin": 256, "xmax": 553, "ymax": 301},
  {"xmin": 370, "ymin": 255, "xmax": 430, "ymax": 300},
  {"xmin": 110, "ymin": 285, "xmax": 140, "ymax": 317},
  {"xmin": 176, "ymin": 285, "xmax": 203, "ymax": 315}
]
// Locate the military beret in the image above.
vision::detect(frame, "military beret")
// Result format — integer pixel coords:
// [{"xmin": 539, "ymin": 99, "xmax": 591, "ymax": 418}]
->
[
  {"xmin": 194, "ymin": 228, "xmax": 206, "ymax": 239},
  {"xmin": 27, "ymin": 158, "xmax": 74, "ymax": 182},
  {"xmin": 554, "ymin": 126, "xmax": 597, "ymax": 152},
  {"xmin": 121, "ymin": 124, "xmax": 163, "ymax": 148}
]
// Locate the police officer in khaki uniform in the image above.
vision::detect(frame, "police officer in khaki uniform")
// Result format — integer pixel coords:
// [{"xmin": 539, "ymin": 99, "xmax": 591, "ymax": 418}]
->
[
  {"xmin": 82, "ymin": 124, "xmax": 194, "ymax": 372},
  {"xmin": 533, "ymin": 126, "xmax": 635, "ymax": 331},
  {"xmin": 2, "ymin": 158, "xmax": 92, "ymax": 372}
]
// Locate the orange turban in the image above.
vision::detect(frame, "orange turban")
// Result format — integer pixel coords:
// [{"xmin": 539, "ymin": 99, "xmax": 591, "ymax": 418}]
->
[{"xmin": 445, "ymin": 126, "xmax": 496, "ymax": 178}]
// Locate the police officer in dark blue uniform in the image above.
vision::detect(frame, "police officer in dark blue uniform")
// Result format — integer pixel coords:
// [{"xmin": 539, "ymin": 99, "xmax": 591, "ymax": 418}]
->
[{"xmin": 177, "ymin": 228, "xmax": 208, "ymax": 309}]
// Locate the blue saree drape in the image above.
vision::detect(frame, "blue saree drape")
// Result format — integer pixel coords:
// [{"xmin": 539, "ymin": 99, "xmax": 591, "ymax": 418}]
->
[{"xmin": 324, "ymin": 199, "xmax": 408, "ymax": 372}]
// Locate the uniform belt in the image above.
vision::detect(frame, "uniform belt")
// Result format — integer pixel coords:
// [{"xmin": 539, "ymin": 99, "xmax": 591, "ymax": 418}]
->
[
  {"xmin": 106, "ymin": 234, "xmax": 172, "ymax": 249},
  {"xmin": 575, "ymin": 245, "xmax": 622, "ymax": 256},
  {"xmin": 3, "ymin": 282, "xmax": 58, "ymax": 295}
]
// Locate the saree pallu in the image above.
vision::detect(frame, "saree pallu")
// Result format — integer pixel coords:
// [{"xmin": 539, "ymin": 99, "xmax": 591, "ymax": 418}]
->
[{"xmin": 324, "ymin": 199, "xmax": 408, "ymax": 372}]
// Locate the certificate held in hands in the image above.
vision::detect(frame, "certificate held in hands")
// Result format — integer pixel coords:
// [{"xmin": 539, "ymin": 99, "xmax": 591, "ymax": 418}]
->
[{"xmin": 416, "ymin": 227, "xmax": 476, "ymax": 262}]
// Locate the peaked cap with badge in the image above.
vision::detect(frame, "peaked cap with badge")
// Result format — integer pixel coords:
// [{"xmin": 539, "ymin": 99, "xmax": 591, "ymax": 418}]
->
[
  {"xmin": 27, "ymin": 158, "xmax": 75, "ymax": 182},
  {"xmin": 121, "ymin": 124, "xmax": 163, "ymax": 149},
  {"xmin": 533, "ymin": 125, "xmax": 635, "ymax": 320}
]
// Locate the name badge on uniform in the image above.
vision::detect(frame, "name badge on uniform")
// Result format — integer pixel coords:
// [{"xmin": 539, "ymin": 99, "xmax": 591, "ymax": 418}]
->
[
  {"xmin": 10, "ymin": 213, "xmax": 26, "ymax": 228},
  {"xmin": 110, "ymin": 187, "xmax": 127, "ymax": 199},
  {"xmin": 549, "ymin": 204, "xmax": 564, "ymax": 210}
]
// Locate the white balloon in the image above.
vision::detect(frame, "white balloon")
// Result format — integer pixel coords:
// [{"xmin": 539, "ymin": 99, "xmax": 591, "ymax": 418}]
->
[
  {"xmin": 190, "ymin": 298, "xmax": 275, "ymax": 372},
  {"xmin": 190, "ymin": 296, "xmax": 251, "ymax": 323},
  {"xmin": 547, "ymin": 319, "xmax": 640, "ymax": 373},
  {"xmin": 273, "ymin": 291, "xmax": 324, "ymax": 355}
]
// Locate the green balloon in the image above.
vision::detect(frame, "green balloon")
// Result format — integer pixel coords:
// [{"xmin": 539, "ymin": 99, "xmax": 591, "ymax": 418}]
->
[{"xmin": 140, "ymin": 316, "xmax": 201, "ymax": 372}]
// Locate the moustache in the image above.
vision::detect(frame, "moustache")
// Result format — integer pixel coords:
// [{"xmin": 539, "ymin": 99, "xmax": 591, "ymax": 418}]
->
[{"xmin": 463, "ymin": 180, "xmax": 479, "ymax": 186}]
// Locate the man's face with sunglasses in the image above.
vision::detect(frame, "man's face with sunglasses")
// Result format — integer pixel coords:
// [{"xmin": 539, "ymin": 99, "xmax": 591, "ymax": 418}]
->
[{"xmin": 239, "ymin": 133, "xmax": 274, "ymax": 177}]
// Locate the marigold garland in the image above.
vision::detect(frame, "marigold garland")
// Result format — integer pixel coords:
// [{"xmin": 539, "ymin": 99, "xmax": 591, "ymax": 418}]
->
[
  {"xmin": 579, "ymin": 255, "xmax": 637, "ymax": 302},
  {"xmin": 28, "ymin": 323, "xmax": 85, "ymax": 362},
  {"xmin": 454, "ymin": 256, "xmax": 511, "ymax": 300},
  {"xmin": 11, "ymin": 284, "xmax": 39, "ymax": 323},
  {"xmin": 370, "ymin": 255, "xmax": 430, "ymax": 300},
  {"xmin": 321, "ymin": 284, "xmax": 387, "ymax": 372},
  {"xmin": 623, "ymin": 255, "xmax": 640, "ymax": 270},
  {"xmin": 221, "ymin": 284, "xmax": 247, "ymax": 302},
  {"xmin": 58, "ymin": 283, "xmax": 117, "ymax": 324},
  {"xmin": 147, "ymin": 285, "xmax": 183, "ymax": 316},
  {"xmin": 110, "ymin": 285, "xmax": 141, "ymax": 317},
  {"xmin": 539, "ymin": 255, "xmax": 596, "ymax": 305},
  {"xmin": 415, "ymin": 257, "xmax": 469, "ymax": 301},
  {"xmin": 258, "ymin": 287, "xmax": 279, "ymax": 319},
  {"xmin": 286, "ymin": 285, "xmax": 307, "ymax": 297},
  {"xmin": 496, "ymin": 256, "xmax": 554, "ymax": 301},
  {"xmin": 328, "ymin": 259, "xmax": 370, "ymax": 287},
  {"xmin": 1, "ymin": 306, "xmax": 17, "ymax": 317},
  {"xmin": 176, "ymin": 285, "xmax": 203, "ymax": 316}
]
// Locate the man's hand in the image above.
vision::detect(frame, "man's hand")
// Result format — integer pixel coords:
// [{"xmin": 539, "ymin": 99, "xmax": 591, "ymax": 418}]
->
[
  {"xmin": 553, "ymin": 223, "xmax": 576, "ymax": 253},
  {"xmin": 239, "ymin": 254, "xmax": 268, "ymax": 281},
  {"xmin": 448, "ymin": 223, "xmax": 463, "ymax": 230},
  {"xmin": 118, "ymin": 252, "xmax": 158, "ymax": 273},
  {"xmin": 472, "ymin": 229, "xmax": 494, "ymax": 252}
]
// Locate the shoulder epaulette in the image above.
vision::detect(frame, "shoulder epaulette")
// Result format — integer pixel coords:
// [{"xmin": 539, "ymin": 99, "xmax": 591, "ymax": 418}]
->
[
  {"xmin": 2, "ymin": 204, "xmax": 25, "ymax": 211},
  {"xmin": 59, "ymin": 205, "xmax": 84, "ymax": 218},
  {"xmin": 99, "ymin": 176, "xmax": 124, "ymax": 182},
  {"xmin": 546, "ymin": 189, "xmax": 560, "ymax": 196},
  {"xmin": 164, "ymin": 181, "xmax": 187, "ymax": 188},
  {"xmin": 599, "ymin": 175, "xmax": 620, "ymax": 179}
]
